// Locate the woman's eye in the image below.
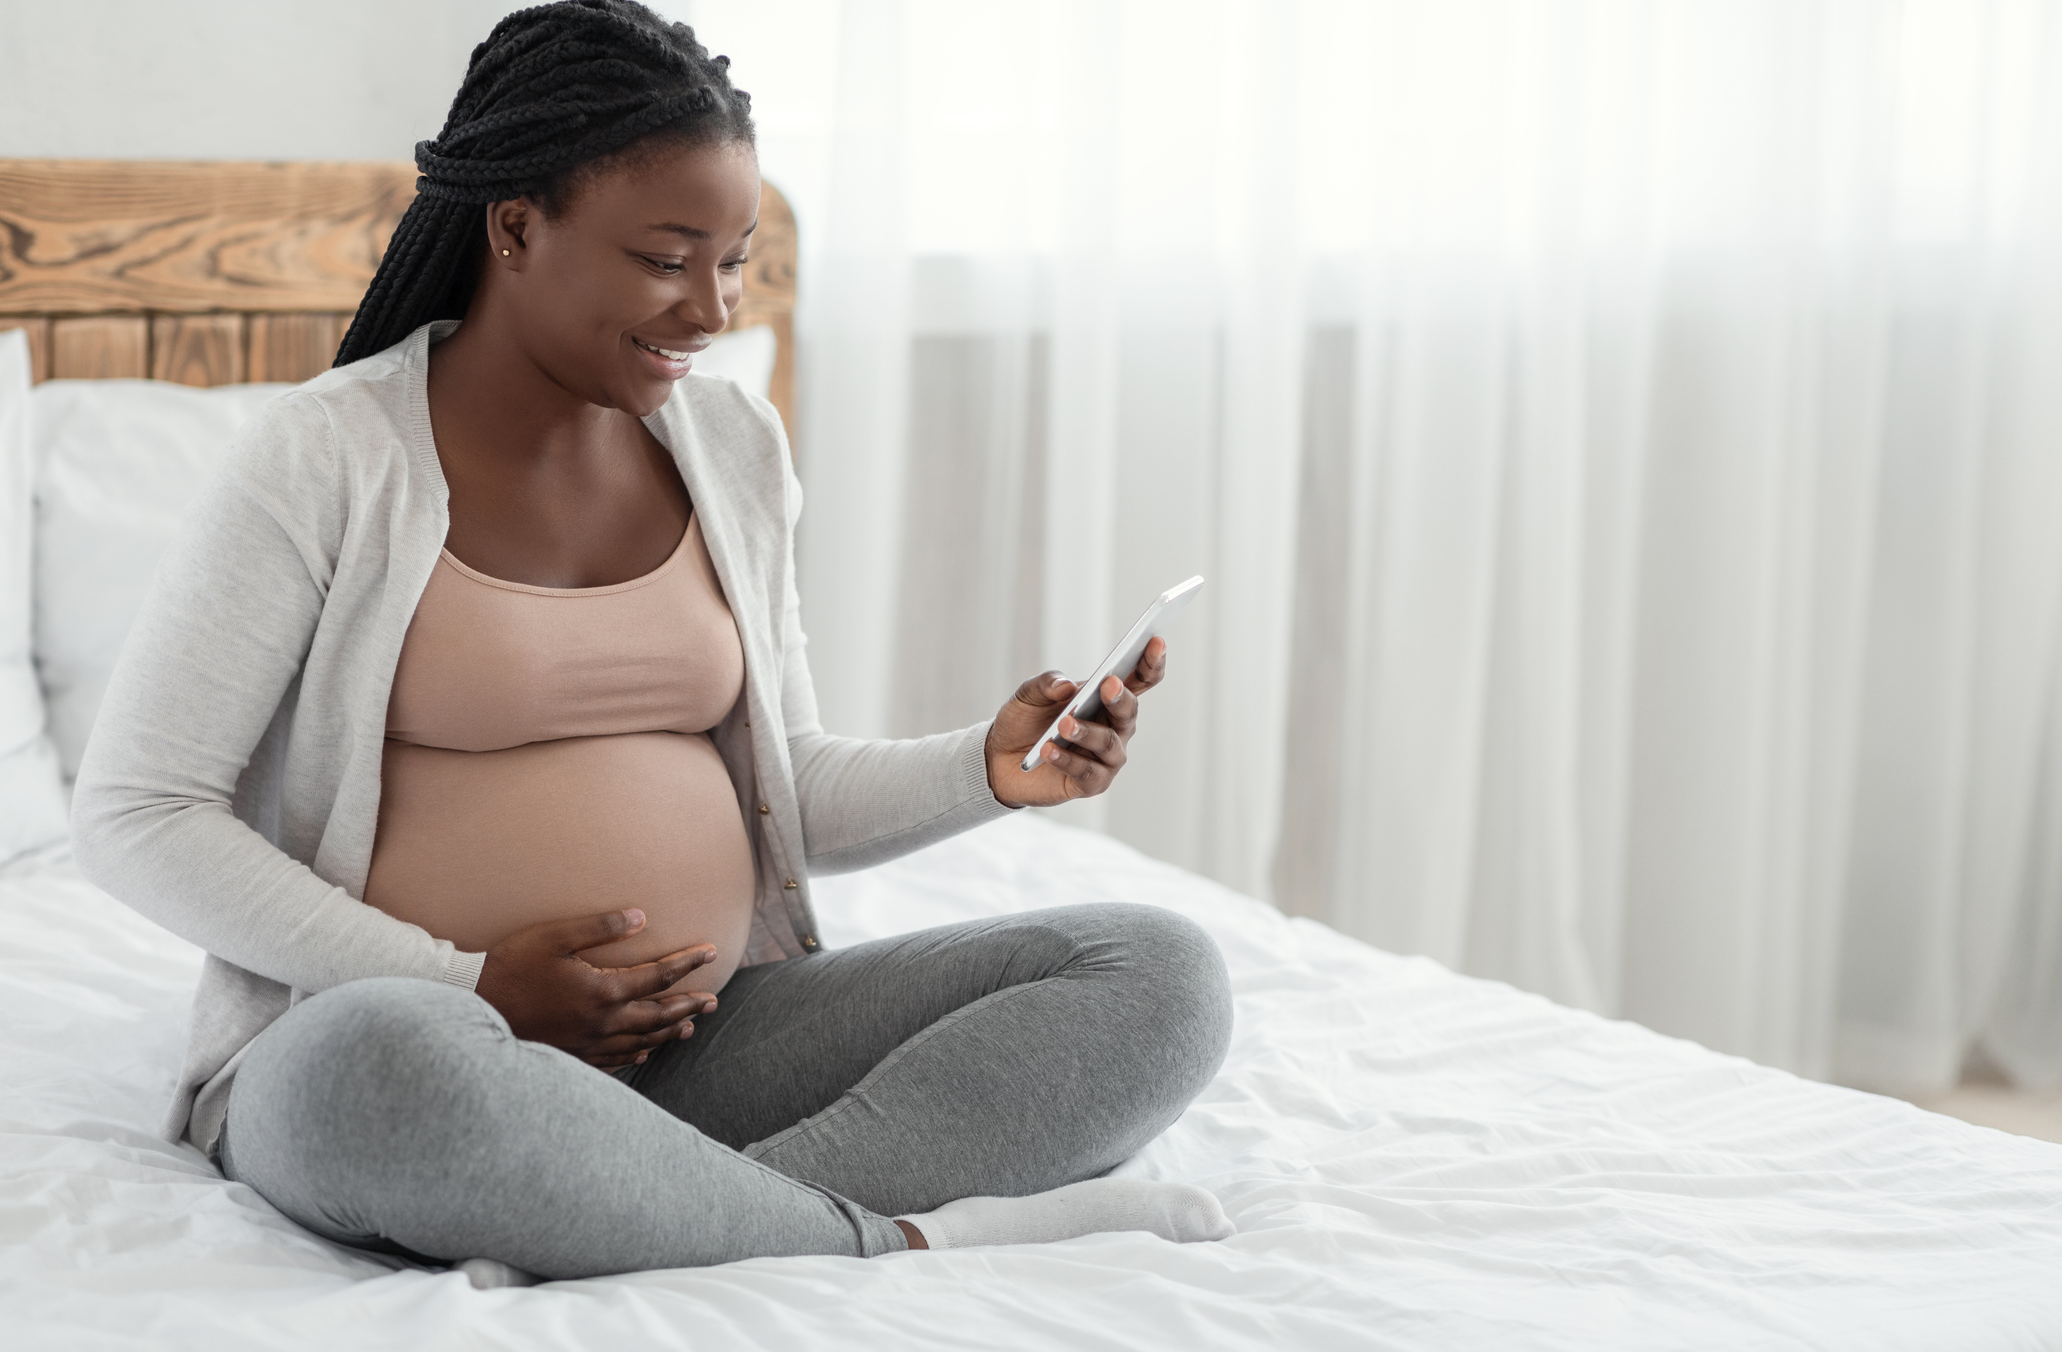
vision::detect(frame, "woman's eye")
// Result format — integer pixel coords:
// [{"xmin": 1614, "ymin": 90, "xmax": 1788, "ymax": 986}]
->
[
  {"xmin": 721, "ymin": 256, "xmax": 749, "ymax": 273},
  {"xmin": 644, "ymin": 257, "xmax": 685, "ymax": 275}
]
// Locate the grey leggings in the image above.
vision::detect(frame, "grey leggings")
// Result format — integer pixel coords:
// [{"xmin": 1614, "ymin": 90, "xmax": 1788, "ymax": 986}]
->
[{"xmin": 216, "ymin": 903, "xmax": 1232, "ymax": 1279}]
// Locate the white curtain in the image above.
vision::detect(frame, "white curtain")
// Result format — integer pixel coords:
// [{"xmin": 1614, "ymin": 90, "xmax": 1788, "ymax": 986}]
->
[{"xmin": 666, "ymin": 0, "xmax": 2062, "ymax": 1097}]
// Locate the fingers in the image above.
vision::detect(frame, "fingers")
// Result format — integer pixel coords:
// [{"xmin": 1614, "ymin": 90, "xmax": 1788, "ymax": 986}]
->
[
  {"xmin": 1098, "ymin": 674, "xmax": 1140, "ymax": 738},
  {"xmin": 531, "ymin": 907, "xmax": 647, "ymax": 956},
  {"xmin": 1015, "ymin": 670, "xmax": 1078, "ymax": 712},
  {"xmin": 601, "ymin": 943, "xmax": 718, "ymax": 1001},
  {"xmin": 598, "ymin": 984, "xmax": 712, "ymax": 1032},
  {"xmin": 613, "ymin": 989, "xmax": 712, "ymax": 1028},
  {"xmin": 1124, "ymin": 636, "xmax": 1168, "ymax": 695},
  {"xmin": 1037, "ymin": 740, "xmax": 1110, "ymax": 796},
  {"xmin": 1041, "ymin": 720, "xmax": 1122, "ymax": 796},
  {"xmin": 585, "ymin": 987, "xmax": 718, "ymax": 1066},
  {"xmin": 1056, "ymin": 711, "xmax": 1125, "ymax": 764}
]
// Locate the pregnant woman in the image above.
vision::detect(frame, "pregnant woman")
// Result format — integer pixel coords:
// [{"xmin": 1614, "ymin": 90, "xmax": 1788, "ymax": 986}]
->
[{"xmin": 70, "ymin": 0, "xmax": 1232, "ymax": 1283}]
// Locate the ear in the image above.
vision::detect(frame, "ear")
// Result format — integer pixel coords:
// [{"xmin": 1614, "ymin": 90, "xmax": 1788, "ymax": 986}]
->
[{"xmin": 483, "ymin": 198, "xmax": 535, "ymax": 268}]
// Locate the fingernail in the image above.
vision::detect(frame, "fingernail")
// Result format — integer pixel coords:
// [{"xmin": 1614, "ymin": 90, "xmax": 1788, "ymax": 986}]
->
[
  {"xmin": 624, "ymin": 908, "xmax": 645, "ymax": 929},
  {"xmin": 1043, "ymin": 743, "xmax": 1060, "ymax": 761},
  {"xmin": 1061, "ymin": 716, "xmax": 1079, "ymax": 737},
  {"xmin": 636, "ymin": 1052, "xmax": 649, "ymax": 1063}
]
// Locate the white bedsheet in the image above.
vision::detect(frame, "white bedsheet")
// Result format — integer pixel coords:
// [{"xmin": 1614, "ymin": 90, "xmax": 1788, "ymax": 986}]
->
[{"xmin": 4, "ymin": 814, "xmax": 2059, "ymax": 1350}]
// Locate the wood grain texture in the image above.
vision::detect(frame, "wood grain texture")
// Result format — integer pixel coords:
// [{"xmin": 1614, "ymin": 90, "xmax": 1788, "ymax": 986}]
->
[
  {"xmin": 0, "ymin": 317, "xmax": 50, "ymax": 381},
  {"xmin": 763, "ymin": 312, "xmax": 796, "ymax": 448},
  {"xmin": 0, "ymin": 159, "xmax": 417, "ymax": 313},
  {"xmin": 750, "ymin": 179, "xmax": 795, "ymax": 441},
  {"xmin": 739, "ymin": 182, "xmax": 799, "ymax": 445},
  {"xmin": 0, "ymin": 163, "xmax": 799, "ymax": 427},
  {"xmin": 51, "ymin": 315, "xmax": 148, "ymax": 378},
  {"xmin": 152, "ymin": 313, "xmax": 245, "ymax": 386},
  {"xmin": 734, "ymin": 181, "xmax": 798, "ymax": 327},
  {"xmin": 247, "ymin": 311, "xmax": 346, "ymax": 383}
]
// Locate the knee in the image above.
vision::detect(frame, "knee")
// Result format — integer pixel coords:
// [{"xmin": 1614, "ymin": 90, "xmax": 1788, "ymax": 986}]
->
[
  {"xmin": 1077, "ymin": 903, "xmax": 1235, "ymax": 1087},
  {"xmin": 232, "ymin": 978, "xmax": 506, "ymax": 1167}
]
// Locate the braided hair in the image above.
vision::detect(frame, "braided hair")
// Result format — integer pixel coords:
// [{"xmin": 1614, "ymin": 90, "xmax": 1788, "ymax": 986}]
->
[{"xmin": 335, "ymin": 0, "xmax": 754, "ymax": 366}]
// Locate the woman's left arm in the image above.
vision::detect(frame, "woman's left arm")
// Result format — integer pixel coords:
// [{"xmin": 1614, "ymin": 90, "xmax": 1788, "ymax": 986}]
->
[
  {"xmin": 777, "ymin": 554, "xmax": 1009, "ymax": 874},
  {"xmin": 775, "ymin": 463, "xmax": 1164, "ymax": 872}
]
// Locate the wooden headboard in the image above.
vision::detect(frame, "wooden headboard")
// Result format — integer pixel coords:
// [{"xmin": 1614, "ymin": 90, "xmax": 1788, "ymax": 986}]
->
[{"xmin": 0, "ymin": 159, "xmax": 797, "ymax": 441}]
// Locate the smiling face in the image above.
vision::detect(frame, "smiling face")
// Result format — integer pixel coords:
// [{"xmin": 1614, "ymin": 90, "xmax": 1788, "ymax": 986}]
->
[{"xmin": 478, "ymin": 137, "xmax": 762, "ymax": 417}]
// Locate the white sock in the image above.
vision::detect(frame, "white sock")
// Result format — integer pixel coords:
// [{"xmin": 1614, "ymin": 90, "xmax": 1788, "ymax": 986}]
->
[
  {"xmin": 899, "ymin": 1178, "xmax": 1234, "ymax": 1251},
  {"xmin": 455, "ymin": 1257, "xmax": 542, "ymax": 1289}
]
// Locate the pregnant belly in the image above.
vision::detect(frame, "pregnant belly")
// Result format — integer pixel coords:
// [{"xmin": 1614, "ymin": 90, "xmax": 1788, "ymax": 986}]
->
[{"xmin": 364, "ymin": 731, "xmax": 756, "ymax": 992}]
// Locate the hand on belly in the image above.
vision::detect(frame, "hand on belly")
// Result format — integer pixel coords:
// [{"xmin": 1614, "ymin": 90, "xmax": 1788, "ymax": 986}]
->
[
  {"xmin": 365, "ymin": 731, "xmax": 759, "ymax": 994},
  {"xmin": 474, "ymin": 906, "xmax": 723, "ymax": 1068}
]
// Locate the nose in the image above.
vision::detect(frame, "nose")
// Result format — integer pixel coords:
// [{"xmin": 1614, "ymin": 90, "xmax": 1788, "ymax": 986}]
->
[{"xmin": 675, "ymin": 260, "xmax": 731, "ymax": 336}]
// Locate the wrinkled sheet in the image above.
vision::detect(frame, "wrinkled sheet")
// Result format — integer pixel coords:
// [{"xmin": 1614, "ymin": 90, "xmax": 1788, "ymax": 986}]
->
[{"xmin": 3, "ymin": 814, "xmax": 2059, "ymax": 1350}]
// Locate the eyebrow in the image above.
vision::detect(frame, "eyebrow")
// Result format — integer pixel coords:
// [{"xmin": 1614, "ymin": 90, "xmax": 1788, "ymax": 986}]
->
[{"xmin": 645, "ymin": 219, "xmax": 758, "ymax": 242}]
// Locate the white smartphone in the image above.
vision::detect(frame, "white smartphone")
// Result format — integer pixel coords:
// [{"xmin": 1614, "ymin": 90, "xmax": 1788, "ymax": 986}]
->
[{"xmin": 1020, "ymin": 575, "xmax": 1206, "ymax": 772}]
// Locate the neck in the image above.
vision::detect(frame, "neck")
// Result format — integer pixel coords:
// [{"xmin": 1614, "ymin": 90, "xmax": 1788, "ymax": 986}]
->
[{"xmin": 427, "ymin": 298, "xmax": 630, "ymax": 466}]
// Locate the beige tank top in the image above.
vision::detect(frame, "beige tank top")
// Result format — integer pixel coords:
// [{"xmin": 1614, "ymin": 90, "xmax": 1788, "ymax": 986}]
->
[{"xmin": 362, "ymin": 512, "xmax": 757, "ymax": 991}]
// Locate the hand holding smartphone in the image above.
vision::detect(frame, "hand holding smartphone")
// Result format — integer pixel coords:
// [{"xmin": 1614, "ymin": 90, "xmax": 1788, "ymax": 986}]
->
[{"xmin": 1020, "ymin": 576, "xmax": 1205, "ymax": 772}]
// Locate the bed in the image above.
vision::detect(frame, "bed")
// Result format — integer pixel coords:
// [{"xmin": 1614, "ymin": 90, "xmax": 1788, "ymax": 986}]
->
[{"xmin": 3, "ymin": 161, "xmax": 2060, "ymax": 1351}]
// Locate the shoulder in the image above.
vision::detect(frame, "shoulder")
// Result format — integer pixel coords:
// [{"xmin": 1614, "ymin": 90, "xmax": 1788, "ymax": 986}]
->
[
  {"xmin": 286, "ymin": 341, "xmax": 418, "ymax": 456},
  {"xmin": 217, "ymin": 341, "xmax": 419, "ymax": 538},
  {"xmin": 233, "ymin": 341, "xmax": 414, "ymax": 461},
  {"xmin": 214, "ymin": 388, "xmax": 338, "ymax": 523}
]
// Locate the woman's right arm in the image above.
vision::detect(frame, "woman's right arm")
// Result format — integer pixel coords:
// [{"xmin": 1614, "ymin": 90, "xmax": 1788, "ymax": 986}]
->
[
  {"xmin": 73, "ymin": 401, "xmax": 722, "ymax": 1066},
  {"xmin": 70, "ymin": 397, "xmax": 476, "ymax": 994}
]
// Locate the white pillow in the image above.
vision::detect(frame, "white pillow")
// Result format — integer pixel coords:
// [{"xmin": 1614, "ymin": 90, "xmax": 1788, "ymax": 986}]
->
[
  {"xmin": 694, "ymin": 323, "xmax": 777, "ymax": 401},
  {"xmin": 31, "ymin": 380, "xmax": 292, "ymax": 781},
  {"xmin": 0, "ymin": 329, "xmax": 69, "ymax": 865}
]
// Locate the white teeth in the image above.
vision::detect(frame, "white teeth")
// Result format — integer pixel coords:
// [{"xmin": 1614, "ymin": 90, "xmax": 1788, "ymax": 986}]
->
[{"xmin": 637, "ymin": 339, "xmax": 692, "ymax": 361}]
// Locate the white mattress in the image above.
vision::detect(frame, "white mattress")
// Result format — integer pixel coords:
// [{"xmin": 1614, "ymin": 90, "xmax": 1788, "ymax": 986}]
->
[{"xmin": 4, "ymin": 814, "xmax": 2059, "ymax": 1350}]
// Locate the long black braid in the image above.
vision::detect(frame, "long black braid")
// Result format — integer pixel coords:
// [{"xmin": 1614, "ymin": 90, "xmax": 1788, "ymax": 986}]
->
[{"xmin": 335, "ymin": 0, "xmax": 754, "ymax": 366}]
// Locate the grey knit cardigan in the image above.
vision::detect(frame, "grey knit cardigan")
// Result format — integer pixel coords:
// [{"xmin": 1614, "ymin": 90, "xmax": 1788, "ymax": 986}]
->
[{"xmin": 71, "ymin": 322, "xmax": 1011, "ymax": 1153}]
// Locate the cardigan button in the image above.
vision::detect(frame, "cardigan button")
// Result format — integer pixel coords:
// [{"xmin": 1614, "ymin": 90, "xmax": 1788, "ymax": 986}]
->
[
  {"xmin": 783, "ymin": 878, "xmax": 798, "ymax": 890},
  {"xmin": 800, "ymin": 933, "xmax": 818, "ymax": 949},
  {"xmin": 758, "ymin": 803, "xmax": 770, "ymax": 814}
]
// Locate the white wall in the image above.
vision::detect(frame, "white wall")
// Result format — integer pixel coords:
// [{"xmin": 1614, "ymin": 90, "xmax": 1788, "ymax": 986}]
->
[
  {"xmin": 0, "ymin": 0, "xmax": 513, "ymax": 160},
  {"xmin": 0, "ymin": 1, "xmax": 829, "ymax": 274}
]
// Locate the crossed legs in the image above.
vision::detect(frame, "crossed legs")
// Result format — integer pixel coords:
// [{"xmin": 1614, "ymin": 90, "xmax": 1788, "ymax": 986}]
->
[{"xmin": 217, "ymin": 903, "xmax": 1232, "ymax": 1278}]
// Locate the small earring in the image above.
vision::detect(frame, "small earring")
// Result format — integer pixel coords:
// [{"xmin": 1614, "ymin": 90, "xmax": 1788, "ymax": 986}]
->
[{"xmin": 500, "ymin": 248, "xmax": 511, "ymax": 256}]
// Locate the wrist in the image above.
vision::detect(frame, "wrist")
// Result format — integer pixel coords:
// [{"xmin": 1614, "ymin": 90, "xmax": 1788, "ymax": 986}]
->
[
  {"xmin": 444, "ymin": 947, "xmax": 489, "ymax": 992},
  {"xmin": 984, "ymin": 747, "xmax": 1018, "ymax": 809},
  {"xmin": 980, "ymin": 720, "xmax": 1017, "ymax": 808}
]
